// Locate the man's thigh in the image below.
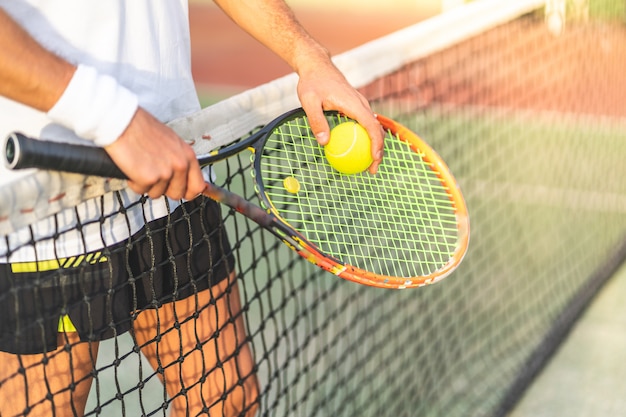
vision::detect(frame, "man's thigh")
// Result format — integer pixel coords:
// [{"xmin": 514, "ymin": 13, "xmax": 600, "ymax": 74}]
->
[
  {"xmin": 132, "ymin": 275, "xmax": 258, "ymax": 416},
  {"xmin": 0, "ymin": 332, "xmax": 98, "ymax": 417}
]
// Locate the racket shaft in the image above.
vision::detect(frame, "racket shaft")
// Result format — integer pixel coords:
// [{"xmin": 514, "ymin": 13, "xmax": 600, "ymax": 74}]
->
[
  {"xmin": 201, "ymin": 184, "xmax": 274, "ymax": 229},
  {"xmin": 203, "ymin": 185, "xmax": 345, "ymax": 274}
]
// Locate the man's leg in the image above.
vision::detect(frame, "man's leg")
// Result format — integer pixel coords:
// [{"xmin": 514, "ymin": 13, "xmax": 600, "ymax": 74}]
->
[
  {"xmin": 133, "ymin": 273, "xmax": 259, "ymax": 417},
  {"xmin": 0, "ymin": 333, "xmax": 99, "ymax": 417}
]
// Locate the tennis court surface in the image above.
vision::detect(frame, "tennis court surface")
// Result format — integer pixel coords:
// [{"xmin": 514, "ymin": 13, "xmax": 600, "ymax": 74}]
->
[{"xmin": 1, "ymin": 0, "xmax": 626, "ymax": 416}]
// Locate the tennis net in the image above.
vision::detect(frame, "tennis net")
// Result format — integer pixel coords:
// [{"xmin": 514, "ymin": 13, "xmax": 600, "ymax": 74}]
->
[{"xmin": 2, "ymin": 0, "xmax": 626, "ymax": 415}]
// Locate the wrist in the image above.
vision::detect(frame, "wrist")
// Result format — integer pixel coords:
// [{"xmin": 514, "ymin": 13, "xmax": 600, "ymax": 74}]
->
[
  {"xmin": 292, "ymin": 41, "xmax": 332, "ymax": 76},
  {"xmin": 47, "ymin": 64, "xmax": 139, "ymax": 146}
]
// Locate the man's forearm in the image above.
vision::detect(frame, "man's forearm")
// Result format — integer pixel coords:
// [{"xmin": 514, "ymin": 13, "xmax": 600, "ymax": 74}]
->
[
  {"xmin": 212, "ymin": 0, "xmax": 332, "ymax": 76},
  {"xmin": 0, "ymin": 7, "xmax": 75, "ymax": 112}
]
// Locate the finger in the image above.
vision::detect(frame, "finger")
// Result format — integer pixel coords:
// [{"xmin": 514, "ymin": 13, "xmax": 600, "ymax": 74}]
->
[
  {"xmin": 146, "ymin": 179, "xmax": 170, "ymax": 200},
  {"xmin": 164, "ymin": 165, "xmax": 188, "ymax": 201},
  {"xmin": 368, "ymin": 156, "xmax": 382, "ymax": 175},
  {"xmin": 183, "ymin": 159, "xmax": 206, "ymax": 201},
  {"xmin": 137, "ymin": 164, "xmax": 172, "ymax": 200},
  {"xmin": 301, "ymin": 101, "xmax": 331, "ymax": 145},
  {"xmin": 163, "ymin": 144, "xmax": 208, "ymax": 200},
  {"xmin": 339, "ymin": 108, "xmax": 385, "ymax": 174},
  {"xmin": 125, "ymin": 179, "xmax": 150, "ymax": 196},
  {"xmin": 361, "ymin": 116, "xmax": 385, "ymax": 166}
]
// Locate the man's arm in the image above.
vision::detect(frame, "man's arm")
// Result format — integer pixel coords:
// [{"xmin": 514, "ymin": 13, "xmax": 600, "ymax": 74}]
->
[
  {"xmin": 213, "ymin": 0, "xmax": 384, "ymax": 173},
  {"xmin": 0, "ymin": 8, "xmax": 204, "ymax": 200},
  {"xmin": 0, "ymin": 8, "xmax": 73, "ymax": 112}
]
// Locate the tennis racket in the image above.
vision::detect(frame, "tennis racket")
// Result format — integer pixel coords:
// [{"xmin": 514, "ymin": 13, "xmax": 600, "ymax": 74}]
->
[{"xmin": 4, "ymin": 108, "xmax": 469, "ymax": 289}]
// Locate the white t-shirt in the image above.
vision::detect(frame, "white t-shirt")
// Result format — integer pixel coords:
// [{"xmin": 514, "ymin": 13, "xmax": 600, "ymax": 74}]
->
[{"xmin": 0, "ymin": 0, "xmax": 201, "ymax": 262}]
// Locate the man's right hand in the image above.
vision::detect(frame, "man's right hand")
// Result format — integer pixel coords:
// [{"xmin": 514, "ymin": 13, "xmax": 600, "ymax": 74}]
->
[{"xmin": 104, "ymin": 108, "xmax": 206, "ymax": 201}]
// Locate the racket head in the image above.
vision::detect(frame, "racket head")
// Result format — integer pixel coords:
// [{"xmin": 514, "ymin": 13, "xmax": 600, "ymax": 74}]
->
[{"xmin": 252, "ymin": 109, "xmax": 469, "ymax": 289}]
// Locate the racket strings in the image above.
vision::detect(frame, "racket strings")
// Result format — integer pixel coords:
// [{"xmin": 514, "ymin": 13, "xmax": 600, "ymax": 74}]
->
[{"xmin": 259, "ymin": 115, "xmax": 460, "ymax": 279}]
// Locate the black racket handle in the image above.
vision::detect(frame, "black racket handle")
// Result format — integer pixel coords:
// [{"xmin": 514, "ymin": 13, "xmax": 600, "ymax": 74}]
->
[{"xmin": 4, "ymin": 132, "xmax": 126, "ymax": 179}]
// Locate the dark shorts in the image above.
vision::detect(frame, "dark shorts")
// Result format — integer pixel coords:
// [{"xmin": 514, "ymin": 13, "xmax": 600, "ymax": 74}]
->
[{"xmin": 0, "ymin": 197, "xmax": 234, "ymax": 354}]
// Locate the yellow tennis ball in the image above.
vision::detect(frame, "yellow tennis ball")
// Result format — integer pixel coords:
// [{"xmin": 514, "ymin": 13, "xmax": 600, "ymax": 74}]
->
[
  {"xmin": 283, "ymin": 176, "xmax": 301, "ymax": 194},
  {"xmin": 324, "ymin": 122, "xmax": 373, "ymax": 175}
]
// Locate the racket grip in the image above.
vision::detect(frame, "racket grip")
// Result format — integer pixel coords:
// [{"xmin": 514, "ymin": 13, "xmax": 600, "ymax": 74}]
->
[{"xmin": 4, "ymin": 132, "xmax": 126, "ymax": 179}]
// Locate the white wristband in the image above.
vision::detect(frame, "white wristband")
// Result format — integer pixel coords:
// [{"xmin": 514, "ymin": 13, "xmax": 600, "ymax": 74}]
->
[{"xmin": 47, "ymin": 64, "xmax": 139, "ymax": 147}]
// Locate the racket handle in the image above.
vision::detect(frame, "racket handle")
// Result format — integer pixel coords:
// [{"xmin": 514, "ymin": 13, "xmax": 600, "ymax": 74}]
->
[{"xmin": 4, "ymin": 132, "xmax": 126, "ymax": 179}]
